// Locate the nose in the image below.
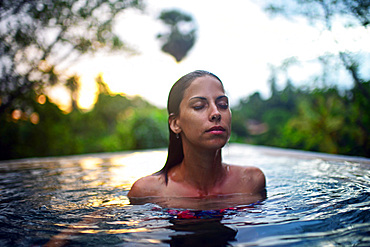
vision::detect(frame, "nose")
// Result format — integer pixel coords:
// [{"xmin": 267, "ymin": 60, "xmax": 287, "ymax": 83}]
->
[
  {"xmin": 211, "ymin": 114, "xmax": 221, "ymax": 121},
  {"xmin": 209, "ymin": 104, "xmax": 221, "ymax": 122}
]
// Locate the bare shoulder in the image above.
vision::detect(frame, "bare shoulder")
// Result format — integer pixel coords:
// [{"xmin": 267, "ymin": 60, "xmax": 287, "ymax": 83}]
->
[
  {"xmin": 127, "ymin": 174, "xmax": 165, "ymax": 198},
  {"xmin": 228, "ymin": 165, "xmax": 266, "ymax": 193}
]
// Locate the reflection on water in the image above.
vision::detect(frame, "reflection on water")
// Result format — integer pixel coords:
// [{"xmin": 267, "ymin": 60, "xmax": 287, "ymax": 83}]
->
[
  {"xmin": 166, "ymin": 219, "xmax": 237, "ymax": 247},
  {"xmin": 0, "ymin": 144, "xmax": 369, "ymax": 246},
  {"xmin": 130, "ymin": 193, "xmax": 266, "ymax": 210}
]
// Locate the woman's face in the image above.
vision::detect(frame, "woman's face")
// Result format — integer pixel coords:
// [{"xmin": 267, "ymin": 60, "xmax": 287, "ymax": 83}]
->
[{"xmin": 173, "ymin": 75, "xmax": 231, "ymax": 150}]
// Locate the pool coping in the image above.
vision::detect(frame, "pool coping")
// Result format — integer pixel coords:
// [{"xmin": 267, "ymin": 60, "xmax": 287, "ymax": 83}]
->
[
  {"xmin": 1, "ymin": 144, "xmax": 369, "ymax": 166},
  {"xmin": 233, "ymin": 143, "xmax": 370, "ymax": 166}
]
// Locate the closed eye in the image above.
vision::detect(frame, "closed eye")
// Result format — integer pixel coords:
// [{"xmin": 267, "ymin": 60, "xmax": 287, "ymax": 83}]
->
[
  {"xmin": 216, "ymin": 96, "xmax": 229, "ymax": 110},
  {"xmin": 217, "ymin": 103, "xmax": 228, "ymax": 110},
  {"xmin": 193, "ymin": 105, "xmax": 205, "ymax": 110}
]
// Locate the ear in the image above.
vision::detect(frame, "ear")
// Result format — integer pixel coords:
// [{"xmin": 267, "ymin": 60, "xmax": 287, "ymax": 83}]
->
[{"xmin": 169, "ymin": 113, "xmax": 181, "ymax": 134}]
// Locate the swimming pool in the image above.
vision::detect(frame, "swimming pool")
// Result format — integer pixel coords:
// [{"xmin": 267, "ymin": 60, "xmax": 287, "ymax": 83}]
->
[{"xmin": 0, "ymin": 143, "xmax": 369, "ymax": 246}]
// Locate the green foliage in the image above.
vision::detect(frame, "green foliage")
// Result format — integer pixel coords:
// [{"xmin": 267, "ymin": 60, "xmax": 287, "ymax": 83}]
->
[
  {"xmin": 240, "ymin": 0, "xmax": 370, "ymax": 157},
  {"xmin": 282, "ymin": 89, "xmax": 346, "ymax": 153},
  {"xmin": 0, "ymin": 86, "xmax": 168, "ymax": 160},
  {"xmin": 123, "ymin": 109, "xmax": 168, "ymax": 149},
  {"xmin": 231, "ymin": 80, "xmax": 370, "ymax": 157},
  {"xmin": 0, "ymin": 1, "xmax": 199, "ymax": 160},
  {"xmin": 0, "ymin": 0, "xmax": 143, "ymax": 114},
  {"xmin": 260, "ymin": 0, "xmax": 369, "ymax": 28},
  {"xmin": 1, "ymin": 76, "xmax": 369, "ymax": 160}
]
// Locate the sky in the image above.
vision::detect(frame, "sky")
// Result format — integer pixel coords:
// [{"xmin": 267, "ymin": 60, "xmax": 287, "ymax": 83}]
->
[{"xmin": 53, "ymin": 0, "xmax": 370, "ymax": 110}]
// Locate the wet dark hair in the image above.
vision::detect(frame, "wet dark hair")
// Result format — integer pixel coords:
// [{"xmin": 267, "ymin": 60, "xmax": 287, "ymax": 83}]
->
[{"xmin": 155, "ymin": 70, "xmax": 224, "ymax": 184}]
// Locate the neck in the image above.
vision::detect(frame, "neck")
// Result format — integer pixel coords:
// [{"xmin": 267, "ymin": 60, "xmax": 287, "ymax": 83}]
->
[{"xmin": 178, "ymin": 143, "xmax": 226, "ymax": 193}]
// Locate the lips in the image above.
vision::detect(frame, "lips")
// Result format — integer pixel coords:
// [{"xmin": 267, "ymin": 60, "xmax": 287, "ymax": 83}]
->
[{"xmin": 206, "ymin": 126, "xmax": 225, "ymax": 132}]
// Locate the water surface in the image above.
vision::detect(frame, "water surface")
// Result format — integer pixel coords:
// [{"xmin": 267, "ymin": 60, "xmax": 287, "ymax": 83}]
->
[{"xmin": 0, "ymin": 144, "xmax": 369, "ymax": 246}]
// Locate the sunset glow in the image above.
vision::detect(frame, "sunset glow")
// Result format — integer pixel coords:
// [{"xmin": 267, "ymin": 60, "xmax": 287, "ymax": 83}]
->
[{"xmin": 53, "ymin": 0, "xmax": 370, "ymax": 111}]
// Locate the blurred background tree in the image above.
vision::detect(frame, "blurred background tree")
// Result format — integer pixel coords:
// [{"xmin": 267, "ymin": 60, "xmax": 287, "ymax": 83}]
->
[
  {"xmin": 231, "ymin": 76, "xmax": 369, "ymax": 156},
  {"xmin": 230, "ymin": 0, "xmax": 370, "ymax": 157},
  {"xmin": 0, "ymin": 75, "xmax": 169, "ymax": 160},
  {"xmin": 0, "ymin": 0, "xmax": 368, "ymax": 159},
  {"xmin": 0, "ymin": 1, "xmax": 197, "ymax": 114},
  {"xmin": 0, "ymin": 0, "xmax": 196, "ymax": 160},
  {"xmin": 157, "ymin": 9, "xmax": 197, "ymax": 62},
  {"xmin": 0, "ymin": 0, "xmax": 144, "ymax": 115},
  {"xmin": 259, "ymin": 0, "xmax": 369, "ymax": 92}
]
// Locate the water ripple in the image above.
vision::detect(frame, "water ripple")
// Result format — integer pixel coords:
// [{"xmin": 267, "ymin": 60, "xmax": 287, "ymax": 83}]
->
[{"xmin": 0, "ymin": 145, "xmax": 369, "ymax": 246}]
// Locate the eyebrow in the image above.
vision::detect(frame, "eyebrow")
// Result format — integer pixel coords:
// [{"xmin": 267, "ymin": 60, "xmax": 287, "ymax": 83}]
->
[
  {"xmin": 189, "ymin": 96, "xmax": 207, "ymax": 101},
  {"xmin": 216, "ymin": 95, "xmax": 228, "ymax": 101},
  {"xmin": 189, "ymin": 95, "xmax": 228, "ymax": 102}
]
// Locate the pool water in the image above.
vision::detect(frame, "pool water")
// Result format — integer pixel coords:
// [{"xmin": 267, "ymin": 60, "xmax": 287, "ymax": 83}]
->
[{"xmin": 0, "ymin": 144, "xmax": 369, "ymax": 246}]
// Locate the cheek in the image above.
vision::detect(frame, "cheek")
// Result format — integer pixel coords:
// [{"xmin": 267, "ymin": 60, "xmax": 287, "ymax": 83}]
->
[
  {"xmin": 179, "ymin": 111, "xmax": 205, "ymax": 132},
  {"xmin": 184, "ymin": 112, "xmax": 203, "ymax": 125},
  {"xmin": 224, "ymin": 111, "xmax": 232, "ymax": 125}
]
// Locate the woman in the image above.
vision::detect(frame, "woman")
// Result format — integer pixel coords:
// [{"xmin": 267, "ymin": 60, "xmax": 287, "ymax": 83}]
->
[{"xmin": 128, "ymin": 70, "xmax": 265, "ymax": 198}]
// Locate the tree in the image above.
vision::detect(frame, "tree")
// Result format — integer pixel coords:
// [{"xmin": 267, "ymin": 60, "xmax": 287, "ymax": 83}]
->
[
  {"xmin": 262, "ymin": 0, "xmax": 369, "ymax": 28},
  {"xmin": 157, "ymin": 9, "xmax": 197, "ymax": 62},
  {"xmin": 0, "ymin": 75, "xmax": 169, "ymax": 160},
  {"xmin": 283, "ymin": 89, "xmax": 346, "ymax": 153},
  {"xmin": 258, "ymin": 0, "xmax": 369, "ymax": 88},
  {"xmin": 65, "ymin": 74, "xmax": 80, "ymax": 110},
  {"xmin": 0, "ymin": 0, "xmax": 144, "ymax": 114}
]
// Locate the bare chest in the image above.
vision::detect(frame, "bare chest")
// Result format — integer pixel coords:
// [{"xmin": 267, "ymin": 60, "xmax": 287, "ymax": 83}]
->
[{"xmin": 160, "ymin": 176, "xmax": 244, "ymax": 198}]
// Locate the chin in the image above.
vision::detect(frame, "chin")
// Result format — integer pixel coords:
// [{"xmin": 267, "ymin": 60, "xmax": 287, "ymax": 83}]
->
[{"xmin": 206, "ymin": 139, "xmax": 228, "ymax": 150}]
